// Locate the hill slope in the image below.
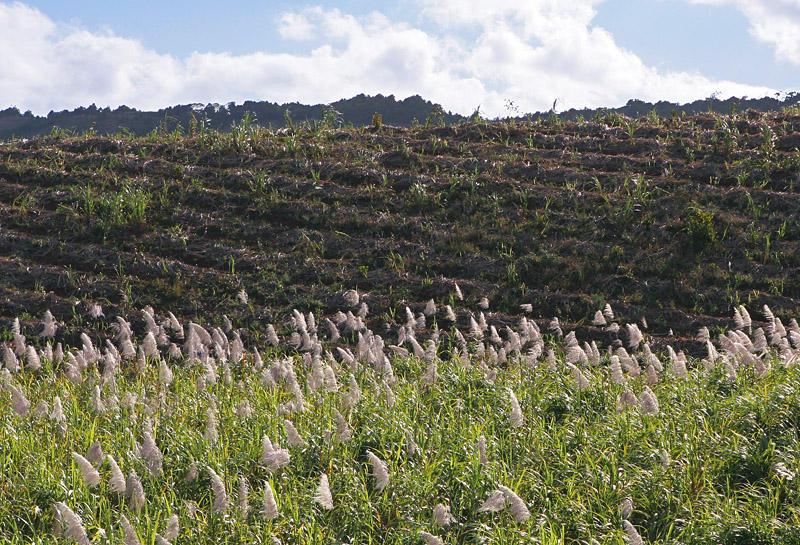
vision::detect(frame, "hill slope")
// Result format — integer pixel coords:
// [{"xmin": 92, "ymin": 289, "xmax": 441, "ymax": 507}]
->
[{"xmin": 1, "ymin": 109, "xmax": 800, "ymax": 341}]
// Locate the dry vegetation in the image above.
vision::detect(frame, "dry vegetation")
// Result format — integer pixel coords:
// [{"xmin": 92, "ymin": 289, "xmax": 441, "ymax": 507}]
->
[{"xmin": 2, "ymin": 109, "xmax": 800, "ymax": 344}]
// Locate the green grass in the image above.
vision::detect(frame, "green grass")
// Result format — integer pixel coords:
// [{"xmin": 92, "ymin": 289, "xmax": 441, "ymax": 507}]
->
[{"xmin": 2, "ymin": 304, "xmax": 800, "ymax": 544}]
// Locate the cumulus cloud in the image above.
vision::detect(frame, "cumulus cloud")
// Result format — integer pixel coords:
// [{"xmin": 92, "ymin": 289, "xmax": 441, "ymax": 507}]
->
[
  {"xmin": 0, "ymin": 1, "xmax": 776, "ymax": 116},
  {"xmin": 277, "ymin": 11, "xmax": 316, "ymax": 41},
  {"xmin": 688, "ymin": 0, "xmax": 800, "ymax": 64}
]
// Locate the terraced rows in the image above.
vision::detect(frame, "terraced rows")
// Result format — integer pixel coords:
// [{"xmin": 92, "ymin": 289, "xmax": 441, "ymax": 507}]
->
[{"xmin": 2, "ymin": 110, "xmax": 800, "ymax": 341}]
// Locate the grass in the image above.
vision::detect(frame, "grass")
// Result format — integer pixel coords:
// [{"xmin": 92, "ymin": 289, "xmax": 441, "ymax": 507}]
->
[
  {"xmin": 2, "ymin": 300, "xmax": 800, "ymax": 544},
  {"xmin": 3, "ymin": 109, "xmax": 800, "ymax": 543}
]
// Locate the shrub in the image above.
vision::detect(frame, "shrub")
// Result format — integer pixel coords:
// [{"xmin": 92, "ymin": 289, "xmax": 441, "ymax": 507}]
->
[{"xmin": 684, "ymin": 206, "xmax": 717, "ymax": 248}]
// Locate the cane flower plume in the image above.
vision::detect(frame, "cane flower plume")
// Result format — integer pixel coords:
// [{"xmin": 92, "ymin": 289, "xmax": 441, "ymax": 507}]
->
[
  {"xmin": 283, "ymin": 419, "xmax": 306, "ymax": 447},
  {"xmin": 314, "ymin": 473, "xmax": 333, "ymax": 509},
  {"xmin": 53, "ymin": 502, "xmax": 90, "ymax": 545},
  {"xmin": 9, "ymin": 383, "xmax": 30, "ymax": 415},
  {"xmin": 478, "ymin": 489, "xmax": 506, "ymax": 513},
  {"xmin": 420, "ymin": 531, "xmax": 444, "ymax": 545},
  {"xmin": 498, "ymin": 484, "xmax": 530, "ymax": 522},
  {"xmin": 107, "ymin": 454, "xmax": 126, "ymax": 493},
  {"xmin": 640, "ymin": 387, "xmax": 660, "ymax": 416},
  {"xmin": 137, "ymin": 430, "xmax": 164, "ymax": 476},
  {"xmin": 121, "ymin": 514, "xmax": 143, "ymax": 545},
  {"xmin": 204, "ymin": 407, "xmax": 218, "ymax": 443},
  {"xmin": 367, "ymin": 450, "xmax": 389, "ymax": 491},
  {"xmin": 238, "ymin": 474, "xmax": 250, "ymax": 516},
  {"xmin": 433, "ymin": 503, "xmax": 455, "ymax": 526},
  {"xmin": 622, "ymin": 520, "xmax": 643, "ymax": 545},
  {"xmin": 261, "ymin": 480, "xmax": 279, "ymax": 519},
  {"xmin": 261, "ymin": 435, "xmax": 290, "ymax": 470},
  {"xmin": 72, "ymin": 452, "xmax": 101, "ymax": 487},
  {"xmin": 126, "ymin": 470, "xmax": 146, "ymax": 512},
  {"xmin": 507, "ymin": 388, "xmax": 524, "ymax": 427},
  {"xmin": 208, "ymin": 466, "xmax": 229, "ymax": 513}
]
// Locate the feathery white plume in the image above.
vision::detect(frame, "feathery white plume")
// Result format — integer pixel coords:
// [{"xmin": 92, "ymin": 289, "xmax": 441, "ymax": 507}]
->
[
  {"xmin": 261, "ymin": 435, "xmax": 291, "ymax": 470},
  {"xmin": 266, "ymin": 324, "xmax": 280, "ymax": 346},
  {"xmin": 90, "ymin": 385, "xmax": 105, "ymax": 414},
  {"xmin": 238, "ymin": 475, "xmax": 250, "ymax": 516},
  {"xmin": 619, "ymin": 497, "xmax": 633, "ymax": 519},
  {"xmin": 477, "ymin": 436, "xmax": 488, "ymax": 465},
  {"xmin": 283, "ymin": 419, "xmax": 306, "ymax": 447},
  {"xmin": 137, "ymin": 431, "xmax": 164, "ymax": 477},
  {"xmin": 507, "ymin": 388, "xmax": 524, "ymax": 427},
  {"xmin": 622, "ymin": 520, "xmax": 643, "ymax": 545},
  {"xmin": 420, "ymin": 359, "xmax": 438, "ymax": 387},
  {"xmin": 478, "ymin": 489, "xmax": 506, "ymax": 513},
  {"xmin": 640, "ymin": 387, "xmax": 660, "ymax": 416},
  {"xmin": 626, "ymin": 323, "xmax": 643, "ymax": 350},
  {"xmin": 384, "ymin": 380, "xmax": 396, "ymax": 407},
  {"xmin": 645, "ymin": 364, "xmax": 659, "ymax": 385},
  {"xmin": 127, "ymin": 470, "xmax": 146, "ymax": 512},
  {"xmin": 314, "ymin": 474, "xmax": 333, "ymax": 509},
  {"xmin": 593, "ymin": 310, "xmax": 607, "ymax": 326},
  {"xmin": 4, "ymin": 345, "xmax": 19, "ymax": 372},
  {"xmin": 88, "ymin": 303, "xmax": 104, "ymax": 319},
  {"xmin": 236, "ymin": 398, "xmax": 253, "ymax": 418},
  {"xmin": 51, "ymin": 395, "xmax": 67, "ymax": 436},
  {"xmin": 121, "ymin": 514, "xmax": 143, "ymax": 545},
  {"xmin": 610, "ymin": 356, "xmax": 625, "ymax": 384},
  {"xmin": 53, "ymin": 502, "xmax": 90, "ymax": 545},
  {"xmin": 617, "ymin": 389, "xmax": 637, "ymax": 411},
  {"xmin": 420, "ymin": 531, "xmax": 445, "ymax": 545},
  {"xmin": 334, "ymin": 409, "xmax": 352, "ymax": 443},
  {"xmin": 343, "ymin": 289, "xmax": 360, "ymax": 307},
  {"xmin": 9, "ymin": 384, "xmax": 30, "ymax": 415},
  {"xmin": 72, "ymin": 452, "xmax": 100, "ymax": 487},
  {"xmin": 158, "ymin": 358, "xmax": 174, "ymax": 386},
  {"xmin": 204, "ymin": 408, "xmax": 218, "ymax": 443},
  {"xmin": 163, "ymin": 514, "xmax": 179, "ymax": 541},
  {"xmin": 367, "ymin": 450, "xmax": 390, "ymax": 491},
  {"xmin": 433, "ymin": 503, "xmax": 455, "ymax": 526},
  {"xmin": 208, "ymin": 467, "xmax": 229, "ymax": 514},
  {"xmin": 261, "ymin": 481, "xmax": 279, "ymax": 519},
  {"xmin": 25, "ymin": 345, "xmax": 41, "ymax": 370},
  {"xmin": 141, "ymin": 332, "xmax": 158, "ymax": 359},
  {"xmin": 40, "ymin": 310, "xmax": 57, "ymax": 338},
  {"xmin": 498, "ymin": 484, "xmax": 530, "ymax": 522},
  {"xmin": 567, "ymin": 362, "xmax": 590, "ymax": 390},
  {"xmin": 107, "ymin": 454, "xmax": 126, "ymax": 493}
]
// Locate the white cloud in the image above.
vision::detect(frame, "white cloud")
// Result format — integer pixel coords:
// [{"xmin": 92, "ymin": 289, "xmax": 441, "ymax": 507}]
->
[
  {"xmin": 277, "ymin": 11, "xmax": 316, "ymax": 41},
  {"xmin": 0, "ymin": 1, "xmax": 777, "ymax": 117},
  {"xmin": 688, "ymin": 0, "xmax": 800, "ymax": 64}
]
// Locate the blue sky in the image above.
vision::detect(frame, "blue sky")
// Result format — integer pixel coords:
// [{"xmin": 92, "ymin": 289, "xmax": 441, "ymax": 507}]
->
[{"xmin": 2, "ymin": 1, "xmax": 799, "ymax": 116}]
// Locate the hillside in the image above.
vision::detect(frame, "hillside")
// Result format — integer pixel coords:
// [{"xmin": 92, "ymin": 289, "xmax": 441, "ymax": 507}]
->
[{"xmin": 1, "ymin": 108, "xmax": 800, "ymax": 344}]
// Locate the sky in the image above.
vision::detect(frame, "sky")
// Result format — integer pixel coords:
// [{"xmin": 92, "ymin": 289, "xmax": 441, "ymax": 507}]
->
[{"xmin": 2, "ymin": 0, "xmax": 799, "ymax": 117}]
